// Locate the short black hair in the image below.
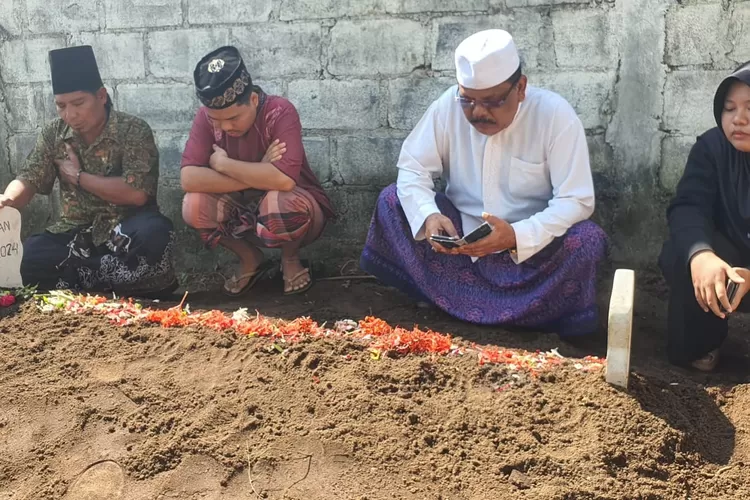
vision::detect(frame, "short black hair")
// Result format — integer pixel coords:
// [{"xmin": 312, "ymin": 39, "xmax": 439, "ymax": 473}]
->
[
  {"xmin": 237, "ymin": 90, "xmax": 252, "ymax": 106},
  {"xmin": 507, "ymin": 62, "xmax": 523, "ymax": 86},
  {"xmin": 84, "ymin": 88, "xmax": 112, "ymax": 110},
  {"xmin": 236, "ymin": 86, "xmax": 264, "ymax": 106}
]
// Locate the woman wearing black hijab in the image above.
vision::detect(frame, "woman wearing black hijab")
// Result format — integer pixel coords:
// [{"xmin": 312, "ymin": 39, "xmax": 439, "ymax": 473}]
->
[{"xmin": 660, "ymin": 61, "xmax": 750, "ymax": 372}]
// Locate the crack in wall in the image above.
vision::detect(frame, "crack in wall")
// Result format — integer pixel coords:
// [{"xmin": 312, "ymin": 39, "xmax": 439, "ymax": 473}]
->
[
  {"xmin": 725, "ymin": 0, "xmax": 740, "ymax": 63},
  {"xmin": 0, "ymin": 51, "xmax": 15, "ymax": 183},
  {"xmin": 602, "ymin": 56, "xmax": 622, "ymax": 136},
  {"xmin": 180, "ymin": 0, "xmax": 188, "ymax": 27},
  {"xmin": 321, "ymin": 19, "xmax": 336, "ymax": 78}
]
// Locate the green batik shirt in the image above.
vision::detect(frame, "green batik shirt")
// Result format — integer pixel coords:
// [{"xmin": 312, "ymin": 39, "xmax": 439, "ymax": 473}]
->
[{"xmin": 17, "ymin": 110, "xmax": 160, "ymax": 246}]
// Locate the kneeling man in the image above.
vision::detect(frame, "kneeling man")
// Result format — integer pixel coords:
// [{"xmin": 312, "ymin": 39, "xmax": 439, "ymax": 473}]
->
[
  {"xmin": 0, "ymin": 46, "xmax": 176, "ymax": 297},
  {"xmin": 361, "ymin": 30, "xmax": 608, "ymax": 335}
]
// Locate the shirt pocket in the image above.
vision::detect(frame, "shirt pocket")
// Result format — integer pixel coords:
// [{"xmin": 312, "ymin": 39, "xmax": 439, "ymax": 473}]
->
[
  {"xmin": 101, "ymin": 149, "xmax": 123, "ymax": 176},
  {"xmin": 508, "ymin": 157, "xmax": 550, "ymax": 200}
]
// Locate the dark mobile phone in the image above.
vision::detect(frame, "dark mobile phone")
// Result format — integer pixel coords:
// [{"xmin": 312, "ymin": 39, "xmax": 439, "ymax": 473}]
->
[
  {"xmin": 429, "ymin": 235, "xmax": 461, "ymax": 249},
  {"xmin": 462, "ymin": 221, "xmax": 493, "ymax": 244},
  {"xmin": 429, "ymin": 222, "xmax": 493, "ymax": 249},
  {"xmin": 721, "ymin": 279, "xmax": 739, "ymax": 313},
  {"xmin": 727, "ymin": 280, "xmax": 739, "ymax": 303}
]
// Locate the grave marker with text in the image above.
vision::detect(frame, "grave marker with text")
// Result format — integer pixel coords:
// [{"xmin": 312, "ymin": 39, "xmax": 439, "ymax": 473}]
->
[{"xmin": 0, "ymin": 207, "xmax": 23, "ymax": 289}]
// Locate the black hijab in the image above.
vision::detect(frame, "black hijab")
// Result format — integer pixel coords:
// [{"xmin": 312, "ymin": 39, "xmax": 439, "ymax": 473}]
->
[
  {"xmin": 711, "ymin": 61, "xmax": 750, "ymax": 253},
  {"xmin": 665, "ymin": 62, "xmax": 750, "ymax": 265},
  {"xmin": 713, "ymin": 62, "xmax": 750, "ymax": 129}
]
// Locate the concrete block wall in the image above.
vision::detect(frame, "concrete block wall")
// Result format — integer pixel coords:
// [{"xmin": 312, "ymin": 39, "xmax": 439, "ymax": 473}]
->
[{"xmin": 0, "ymin": 0, "xmax": 747, "ymax": 271}]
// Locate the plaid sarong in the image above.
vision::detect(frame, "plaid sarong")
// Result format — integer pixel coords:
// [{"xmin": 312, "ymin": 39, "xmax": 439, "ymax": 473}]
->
[{"xmin": 182, "ymin": 187, "xmax": 320, "ymax": 249}]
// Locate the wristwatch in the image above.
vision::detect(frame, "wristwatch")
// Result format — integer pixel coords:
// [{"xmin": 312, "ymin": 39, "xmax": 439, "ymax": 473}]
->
[{"xmin": 76, "ymin": 170, "xmax": 82, "ymax": 186}]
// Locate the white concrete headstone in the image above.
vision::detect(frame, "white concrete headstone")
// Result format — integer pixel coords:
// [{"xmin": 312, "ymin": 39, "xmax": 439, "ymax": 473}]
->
[
  {"xmin": 0, "ymin": 207, "xmax": 23, "ymax": 289},
  {"xmin": 606, "ymin": 269, "xmax": 635, "ymax": 390}
]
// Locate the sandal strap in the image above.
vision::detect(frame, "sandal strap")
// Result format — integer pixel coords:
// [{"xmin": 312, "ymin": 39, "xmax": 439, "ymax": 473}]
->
[
  {"xmin": 283, "ymin": 268, "xmax": 310, "ymax": 285},
  {"xmin": 225, "ymin": 264, "xmax": 268, "ymax": 287},
  {"xmin": 227, "ymin": 270, "xmax": 260, "ymax": 284}
]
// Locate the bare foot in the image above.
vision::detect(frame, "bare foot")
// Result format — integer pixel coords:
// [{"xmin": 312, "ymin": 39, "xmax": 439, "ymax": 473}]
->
[
  {"xmin": 225, "ymin": 246, "xmax": 265, "ymax": 294},
  {"xmin": 281, "ymin": 257, "xmax": 311, "ymax": 294}
]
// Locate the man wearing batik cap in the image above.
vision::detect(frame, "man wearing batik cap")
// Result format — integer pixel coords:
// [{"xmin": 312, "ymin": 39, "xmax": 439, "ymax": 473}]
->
[
  {"xmin": 181, "ymin": 46, "xmax": 335, "ymax": 296},
  {"xmin": 360, "ymin": 29, "xmax": 608, "ymax": 335},
  {"xmin": 0, "ymin": 45, "xmax": 177, "ymax": 297}
]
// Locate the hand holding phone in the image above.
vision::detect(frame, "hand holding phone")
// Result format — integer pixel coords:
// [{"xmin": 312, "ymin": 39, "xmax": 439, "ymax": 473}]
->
[
  {"xmin": 429, "ymin": 235, "xmax": 462, "ymax": 249},
  {"xmin": 690, "ymin": 253, "xmax": 746, "ymax": 317},
  {"xmin": 462, "ymin": 221, "xmax": 493, "ymax": 244},
  {"xmin": 429, "ymin": 222, "xmax": 493, "ymax": 249},
  {"xmin": 424, "ymin": 213, "xmax": 460, "ymax": 253}
]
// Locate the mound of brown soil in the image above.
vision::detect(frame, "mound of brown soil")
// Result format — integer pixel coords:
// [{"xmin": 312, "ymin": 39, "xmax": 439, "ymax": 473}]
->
[{"xmin": 0, "ymin": 277, "xmax": 749, "ymax": 499}]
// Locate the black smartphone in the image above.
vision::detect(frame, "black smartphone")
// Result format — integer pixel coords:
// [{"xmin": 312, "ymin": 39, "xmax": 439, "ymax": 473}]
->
[
  {"xmin": 720, "ymin": 279, "xmax": 739, "ymax": 313},
  {"xmin": 429, "ymin": 235, "xmax": 461, "ymax": 249},
  {"xmin": 462, "ymin": 222, "xmax": 493, "ymax": 244},
  {"xmin": 727, "ymin": 280, "xmax": 739, "ymax": 304}
]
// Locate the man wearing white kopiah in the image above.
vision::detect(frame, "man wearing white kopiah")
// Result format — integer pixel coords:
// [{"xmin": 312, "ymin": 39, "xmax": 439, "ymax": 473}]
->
[{"xmin": 360, "ymin": 29, "xmax": 608, "ymax": 335}]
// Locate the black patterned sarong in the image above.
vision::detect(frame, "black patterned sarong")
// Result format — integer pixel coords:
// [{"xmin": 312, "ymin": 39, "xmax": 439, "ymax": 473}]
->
[{"xmin": 20, "ymin": 211, "xmax": 177, "ymax": 297}]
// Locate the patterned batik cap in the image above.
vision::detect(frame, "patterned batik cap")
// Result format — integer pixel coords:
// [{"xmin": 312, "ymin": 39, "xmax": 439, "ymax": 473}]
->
[{"xmin": 193, "ymin": 45, "xmax": 253, "ymax": 109}]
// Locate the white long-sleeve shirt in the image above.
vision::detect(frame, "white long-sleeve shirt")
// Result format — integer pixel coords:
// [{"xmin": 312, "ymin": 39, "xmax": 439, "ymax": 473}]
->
[{"xmin": 397, "ymin": 84, "xmax": 595, "ymax": 264}]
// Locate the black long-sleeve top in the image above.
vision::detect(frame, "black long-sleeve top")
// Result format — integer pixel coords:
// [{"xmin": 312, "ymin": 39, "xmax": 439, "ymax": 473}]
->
[{"xmin": 667, "ymin": 127, "xmax": 750, "ymax": 267}]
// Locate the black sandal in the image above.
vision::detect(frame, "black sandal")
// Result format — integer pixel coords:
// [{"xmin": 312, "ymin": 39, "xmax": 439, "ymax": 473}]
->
[
  {"xmin": 281, "ymin": 259, "xmax": 314, "ymax": 296},
  {"xmin": 223, "ymin": 261, "xmax": 274, "ymax": 297}
]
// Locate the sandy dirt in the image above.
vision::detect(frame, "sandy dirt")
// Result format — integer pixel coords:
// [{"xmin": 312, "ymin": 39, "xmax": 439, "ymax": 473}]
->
[{"xmin": 0, "ymin": 267, "xmax": 748, "ymax": 499}]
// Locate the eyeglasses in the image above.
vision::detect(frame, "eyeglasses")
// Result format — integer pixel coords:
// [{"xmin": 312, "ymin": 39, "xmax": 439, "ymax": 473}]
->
[{"xmin": 454, "ymin": 82, "xmax": 517, "ymax": 110}]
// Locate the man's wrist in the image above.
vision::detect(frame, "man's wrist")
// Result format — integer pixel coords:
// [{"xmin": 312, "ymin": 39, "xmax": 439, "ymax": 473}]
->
[
  {"xmin": 689, "ymin": 249, "xmax": 715, "ymax": 266},
  {"xmin": 502, "ymin": 225, "xmax": 517, "ymax": 254}
]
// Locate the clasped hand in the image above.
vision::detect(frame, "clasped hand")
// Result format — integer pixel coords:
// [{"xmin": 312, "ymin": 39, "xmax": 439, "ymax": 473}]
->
[{"xmin": 53, "ymin": 143, "xmax": 82, "ymax": 186}]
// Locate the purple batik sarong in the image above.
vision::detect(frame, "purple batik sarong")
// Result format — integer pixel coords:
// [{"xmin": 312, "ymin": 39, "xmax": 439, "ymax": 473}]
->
[{"xmin": 360, "ymin": 184, "xmax": 608, "ymax": 336}]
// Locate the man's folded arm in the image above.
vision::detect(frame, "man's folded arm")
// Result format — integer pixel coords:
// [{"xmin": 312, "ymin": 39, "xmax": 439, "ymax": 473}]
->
[
  {"xmin": 181, "ymin": 165, "xmax": 253, "ymax": 194},
  {"xmin": 215, "ymin": 159, "xmax": 296, "ymax": 192}
]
